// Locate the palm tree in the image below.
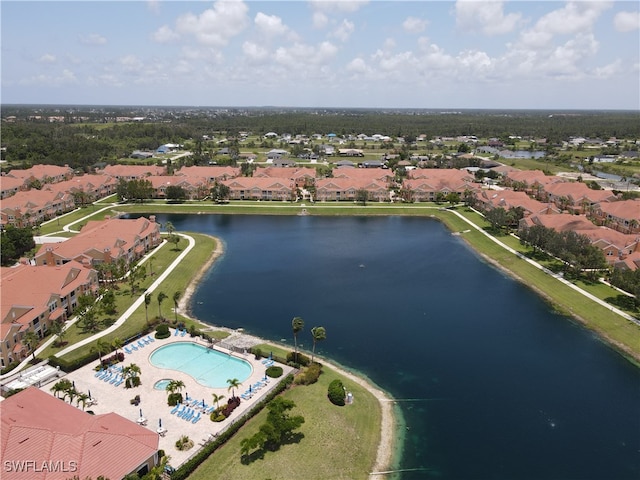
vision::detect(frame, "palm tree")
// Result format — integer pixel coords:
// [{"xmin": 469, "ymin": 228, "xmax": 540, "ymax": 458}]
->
[
  {"xmin": 112, "ymin": 337, "xmax": 123, "ymax": 358},
  {"xmin": 211, "ymin": 392, "xmax": 225, "ymax": 410},
  {"xmin": 310, "ymin": 326, "xmax": 326, "ymax": 363},
  {"xmin": 144, "ymin": 292, "xmax": 152, "ymax": 323},
  {"xmin": 94, "ymin": 338, "xmax": 111, "ymax": 364},
  {"xmin": 22, "ymin": 331, "xmax": 39, "ymax": 361},
  {"xmin": 66, "ymin": 387, "xmax": 78, "ymax": 405},
  {"xmin": 166, "ymin": 379, "xmax": 185, "ymax": 395},
  {"xmin": 76, "ymin": 392, "xmax": 90, "ymax": 410},
  {"xmin": 292, "ymin": 316, "xmax": 304, "ymax": 362},
  {"xmin": 226, "ymin": 378, "xmax": 241, "ymax": 399},
  {"xmin": 157, "ymin": 291, "xmax": 167, "ymax": 320},
  {"xmin": 123, "ymin": 363, "xmax": 141, "ymax": 388},
  {"xmin": 50, "ymin": 379, "xmax": 71, "ymax": 399},
  {"xmin": 172, "ymin": 291, "xmax": 181, "ymax": 323}
]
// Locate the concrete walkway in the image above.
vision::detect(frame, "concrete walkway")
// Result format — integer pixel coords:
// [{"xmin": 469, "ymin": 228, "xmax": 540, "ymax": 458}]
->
[{"xmin": 448, "ymin": 208, "xmax": 640, "ymax": 326}]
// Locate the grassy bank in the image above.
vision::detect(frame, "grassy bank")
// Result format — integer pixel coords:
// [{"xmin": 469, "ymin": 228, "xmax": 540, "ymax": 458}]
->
[
  {"xmin": 188, "ymin": 363, "xmax": 383, "ymax": 480},
  {"xmin": 76, "ymin": 201, "xmax": 639, "ymax": 363}
]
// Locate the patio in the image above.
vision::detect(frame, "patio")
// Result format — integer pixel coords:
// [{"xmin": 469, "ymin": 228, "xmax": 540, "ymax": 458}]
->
[{"xmin": 42, "ymin": 331, "xmax": 293, "ymax": 467}]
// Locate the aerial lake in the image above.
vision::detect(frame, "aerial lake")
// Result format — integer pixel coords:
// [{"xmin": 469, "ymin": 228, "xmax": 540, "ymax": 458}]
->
[{"xmin": 151, "ymin": 213, "xmax": 640, "ymax": 479}]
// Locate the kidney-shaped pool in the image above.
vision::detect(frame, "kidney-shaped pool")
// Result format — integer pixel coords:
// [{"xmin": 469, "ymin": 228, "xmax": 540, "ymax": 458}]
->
[{"xmin": 149, "ymin": 342, "xmax": 252, "ymax": 388}]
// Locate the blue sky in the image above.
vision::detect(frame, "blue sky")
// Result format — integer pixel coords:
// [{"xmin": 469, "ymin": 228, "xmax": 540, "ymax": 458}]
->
[{"xmin": 2, "ymin": 1, "xmax": 639, "ymax": 109}]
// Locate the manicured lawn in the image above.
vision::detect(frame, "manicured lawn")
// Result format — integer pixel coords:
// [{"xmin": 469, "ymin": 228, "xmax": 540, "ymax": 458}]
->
[
  {"xmin": 41, "ymin": 233, "xmax": 229, "ymax": 364},
  {"xmin": 188, "ymin": 365, "xmax": 382, "ymax": 480}
]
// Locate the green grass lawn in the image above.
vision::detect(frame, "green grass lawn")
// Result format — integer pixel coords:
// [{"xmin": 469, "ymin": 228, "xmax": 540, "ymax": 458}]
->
[
  {"xmin": 41, "ymin": 233, "xmax": 229, "ymax": 364},
  {"xmin": 188, "ymin": 365, "xmax": 382, "ymax": 480}
]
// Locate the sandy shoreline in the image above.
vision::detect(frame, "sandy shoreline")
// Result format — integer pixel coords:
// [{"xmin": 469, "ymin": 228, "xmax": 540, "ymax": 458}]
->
[{"xmin": 175, "ymin": 233, "xmax": 399, "ymax": 476}]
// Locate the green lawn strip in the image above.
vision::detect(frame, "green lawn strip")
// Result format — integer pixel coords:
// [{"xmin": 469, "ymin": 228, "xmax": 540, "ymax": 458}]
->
[
  {"xmin": 43, "ymin": 233, "xmax": 223, "ymax": 364},
  {"xmin": 39, "ymin": 206, "xmax": 112, "ymax": 235},
  {"xmin": 188, "ymin": 366, "xmax": 381, "ymax": 480}
]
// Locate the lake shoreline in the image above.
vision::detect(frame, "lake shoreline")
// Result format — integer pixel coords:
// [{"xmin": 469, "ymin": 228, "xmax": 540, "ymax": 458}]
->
[{"xmin": 176, "ymin": 233, "xmax": 402, "ymax": 477}]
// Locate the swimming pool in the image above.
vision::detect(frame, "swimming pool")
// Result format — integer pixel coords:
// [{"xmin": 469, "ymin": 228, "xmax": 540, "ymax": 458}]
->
[
  {"xmin": 154, "ymin": 378, "xmax": 172, "ymax": 391},
  {"xmin": 149, "ymin": 342, "xmax": 252, "ymax": 388}
]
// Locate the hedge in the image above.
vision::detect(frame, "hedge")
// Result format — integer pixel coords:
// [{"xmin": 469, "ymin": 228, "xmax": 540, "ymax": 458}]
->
[{"xmin": 170, "ymin": 374, "xmax": 294, "ymax": 480}]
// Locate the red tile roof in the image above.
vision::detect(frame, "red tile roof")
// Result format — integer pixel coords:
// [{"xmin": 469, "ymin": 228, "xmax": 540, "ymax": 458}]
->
[{"xmin": 0, "ymin": 387, "xmax": 158, "ymax": 480}]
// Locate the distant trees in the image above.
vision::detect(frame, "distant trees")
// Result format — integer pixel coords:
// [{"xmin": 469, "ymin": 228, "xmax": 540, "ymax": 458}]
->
[
  {"xmin": 166, "ymin": 185, "xmax": 187, "ymax": 202},
  {"xmin": 519, "ymin": 225, "xmax": 608, "ymax": 276},
  {"xmin": 116, "ymin": 178, "xmax": 153, "ymax": 203},
  {"xmin": 0, "ymin": 226, "xmax": 35, "ymax": 266}
]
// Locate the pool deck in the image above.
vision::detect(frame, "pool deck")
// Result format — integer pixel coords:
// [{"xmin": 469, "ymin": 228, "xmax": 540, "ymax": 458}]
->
[{"xmin": 41, "ymin": 330, "xmax": 294, "ymax": 468}]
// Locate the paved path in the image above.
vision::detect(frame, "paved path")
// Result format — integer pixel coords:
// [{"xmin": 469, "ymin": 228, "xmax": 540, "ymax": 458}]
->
[
  {"xmin": 448, "ymin": 208, "xmax": 640, "ymax": 326},
  {"xmin": 55, "ymin": 234, "xmax": 194, "ymax": 357}
]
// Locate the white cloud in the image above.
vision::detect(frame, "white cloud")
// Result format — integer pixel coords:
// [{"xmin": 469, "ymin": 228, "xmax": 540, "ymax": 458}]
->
[
  {"xmin": 79, "ymin": 33, "xmax": 107, "ymax": 46},
  {"xmin": 147, "ymin": 0, "xmax": 160, "ymax": 14},
  {"xmin": 242, "ymin": 41, "xmax": 270, "ymax": 64},
  {"xmin": 594, "ymin": 60, "xmax": 622, "ymax": 78},
  {"xmin": 455, "ymin": 1, "xmax": 522, "ymax": 36},
  {"xmin": 346, "ymin": 57, "xmax": 368, "ymax": 74},
  {"xmin": 255, "ymin": 12, "xmax": 289, "ymax": 37},
  {"xmin": 312, "ymin": 11, "xmax": 328, "ymax": 29},
  {"xmin": 331, "ymin": 19, "xmax": 355, "ymax": 42},
  {"xmin": 308, "ymin": 1, "xmax": 368, "ymax": 14},
  {"xmin": 613, "ymin": 11, "xmax": 640, "ymax": 32},
  {"xmin": 21, "ymin": 69, "xmax": 78, "ymax": 87},
  {"xmin": 153, "ymin": 25, "xmax": 180, "ymax": 43},
  {"xmin": 403, "ymin": 16, "xmax": 428, "ymax": 34},
  {"xmin": 158, "ymin": 0, "xmax": 250, "ymax": 47},
  {"xmin": 38, "ymin": 54, "xmax": 56, "ymax": 64},
  {"xmin": 274, "ymin": 41, "xmax": 338, "ymax": 68},
  {"xmin": 520, "ymin": 1, "xmax": 611, "ymax": 48}
]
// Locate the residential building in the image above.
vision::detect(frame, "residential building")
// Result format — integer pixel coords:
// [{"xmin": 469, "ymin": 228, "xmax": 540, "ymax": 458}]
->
[
  {"xmin": 591, "ymin": 199, "xmax": 640, "ymax": 234},
  {"xmin": 34, "ymin": 216, "xmax": 160, "ymax": 267},
  {"xmin": 0, "ymin": 387, "xmax": 160, "ymax": 479},
  {"xmin": 0, "ymin": 262, "xmax": 98, "ymax": 368}
]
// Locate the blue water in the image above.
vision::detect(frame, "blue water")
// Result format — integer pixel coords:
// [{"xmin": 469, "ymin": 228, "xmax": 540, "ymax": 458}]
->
[
  {"xmin": 144, "ymin": 214, "xmax": 640, "ymax": 479},
  {"xmin": 153, "ymin": 378, "xmax": 172, "ymax": 391},
  {"xmin": 149, "ymin": 342, "xmax": 252, "ymax": 388}
]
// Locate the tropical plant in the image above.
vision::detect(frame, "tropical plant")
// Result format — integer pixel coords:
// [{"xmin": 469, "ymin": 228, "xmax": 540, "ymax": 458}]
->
[
  {"xmin": 310, "ymin": 326, "xmax": 326, "ymax": 363},
  {"xmin": 76, "ymin": 392, "xmax": 90, "ymax": 410},
  {"xmin": 157, "ymin": 291, "xmax": 167, "ymax": 320},
  {"xmin": 111, "ymin": 337, "xmax": 123, "ymax": 357},
  {"xmin": 240, "ymin": 397, "xmax": 305, "ymax": 457},
  {"xmin": 50, "ymin": 379, "xmax": 72, "ymax": 398},
  {"xmin": 292, "ymin": 316, "xmax": 304, "ymax": 363},
  {"xmin": 49, "ymin": 320, "xmax": 67, "ymax": 347},
  {"xmin": 123, "ymin": 363, "xmax": 141, "ymax": 388},
  {"xmin": 93, "ymin": 338, "xmax": 111, "ymax": 364},
  {"xmin": 144, "ymin": 292, "xmax": 152, "ymax": 323},
  {"xmin": 166, "ymin": 379, "xmax": 184, "ymax": 395},
  {"xmin": 172, "ymin": 291, "xmax": 181, "ymax": 322},
  {"xmin": 22, "ymin": 330, "xmax": 39, "ymax": 361},
  {"xmin": 175, "ymin": 435, "xmax": 193, "ymax": 451},
  {"xmin": 211, "ymin": 392, "xmax": 225, "ymax": 410},
  {"xmin": 226, "ymin": 378, "xmax": 241, "ymax": 399}
]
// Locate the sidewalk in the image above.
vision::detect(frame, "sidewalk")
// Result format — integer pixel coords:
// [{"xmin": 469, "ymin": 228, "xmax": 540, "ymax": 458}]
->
[{"xmin": 449, "ymin": 208, "xmax": 640, "ymax": 327}]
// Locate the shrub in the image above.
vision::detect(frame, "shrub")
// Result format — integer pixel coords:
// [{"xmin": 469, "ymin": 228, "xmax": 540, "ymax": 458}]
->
[
  {"xmin": 253, "ymin": 348, "xmax": 263, "ymax": 360},
  {"xmin": 266, "ymin": 365, "xmax": 283, "ymax": 378},
  {"xmin": 286, "ymin": 351, "xmax": 310, "ymax": 367},
  {"xmin": 211, "ymin": 412, "xmax": 226, "ymax": 422},
  {"xmin": 167, "ymin": 392, "xmax": 183, "ymax": 406},
  {"xmin": 328, "ymin": 379, "xmax": 346, "ymax": 406},
  {"xmin": 294, "ymin": 362, "xmax": 322, "ymax": 385},
  {"xmin": 155, "ymin": 323, "xmax": 170, "ymax": 339},
  {"xmin": 126, "ymin": 376, "xmax": 141, "ymax": 388},
  {"xmin": 175, "ymin": 435, "xmax": 193, "ymax": 451},
  {"xmin": 221, "ymin": 396, "xmax": 241, "ymax": 417}
]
